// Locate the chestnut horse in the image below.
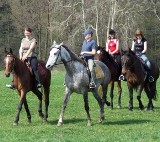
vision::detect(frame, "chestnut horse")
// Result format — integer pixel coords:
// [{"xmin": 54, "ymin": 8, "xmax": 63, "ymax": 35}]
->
[
  {"xmin": 121, "ymin": 48, "xmax": 159, "ymax": 111},
  {"xmin": 95, "ymin": 47, "xmax": 122, "ymax": 109},
  {"xmin": 4, "ymin": 48, "xmax": 51, "ymax": 125}
]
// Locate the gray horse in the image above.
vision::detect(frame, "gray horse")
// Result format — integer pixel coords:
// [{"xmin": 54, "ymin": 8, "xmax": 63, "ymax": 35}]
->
[{"xmin": 46, "ymin": 42, "xmax": 111, "ymax": 126}]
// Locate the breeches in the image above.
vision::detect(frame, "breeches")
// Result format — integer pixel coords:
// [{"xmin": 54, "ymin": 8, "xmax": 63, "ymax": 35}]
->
[
  {"xmin": 88, "ymin": 59, "xmax": 94, "ymax": 71},
  {"xmin": 113, "ymin": 53, "xmax": 121, "ymax": 66},
  {"xmin": 140, "ymin": 54, "xmax": 151, "ymax": 69},
  {"xmin": 27, "ymin": 57, "xmax": 38, "ymax": 71}
]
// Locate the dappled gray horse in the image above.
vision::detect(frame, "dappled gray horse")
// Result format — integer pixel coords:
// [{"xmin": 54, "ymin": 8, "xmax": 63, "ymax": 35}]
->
[{"xmin": 46, "ymin": 42, "xmax": 111, "ymax": 126}]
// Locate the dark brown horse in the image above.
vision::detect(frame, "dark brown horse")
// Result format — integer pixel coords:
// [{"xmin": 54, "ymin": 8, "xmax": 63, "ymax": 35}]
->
[
  {"xmin": 4, "ymin": 48, "xmax": 51, "ymax": 125},
  {"xmin": 95, "ymin": 47, "xmax": 122, "ymax": 109},
  {"xmin": 121, "ymin": 48, "xmax": 159, "ymax": 111}
]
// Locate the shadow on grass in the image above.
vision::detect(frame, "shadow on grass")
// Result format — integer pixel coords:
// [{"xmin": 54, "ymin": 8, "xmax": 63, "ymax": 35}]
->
[
  {"xmin": 47, "ymin": 118, "xmax": 86, "ymax": 125},
  {"xmin": 103, "ymin": 119, "xmax": 151, "ymax": 125}
]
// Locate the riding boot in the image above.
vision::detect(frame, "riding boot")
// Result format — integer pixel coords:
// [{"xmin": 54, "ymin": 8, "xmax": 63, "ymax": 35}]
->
[
  {"xmin": 34, "ymin": 70, "xmax": 43, "ymax": 88},
  {"xmin": 89, "ymin": 70, "xmax": 96, "ymax": 88},
  {"xmin": 147, "ymin": 69, "xmax": 154, "ymax": 82}
]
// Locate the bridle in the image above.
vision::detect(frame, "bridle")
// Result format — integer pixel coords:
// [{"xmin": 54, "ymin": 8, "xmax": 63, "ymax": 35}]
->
[
  {"xmin": 51, "ymin": 45, "xmax": 72, "ymax": 65},
  {"xmin": 5, "ymin": 54, "xmax": 15, "ymax": 73},
  {"xmin": 121, "ymin": 54, "xmax": 139, "ymax": 72}
]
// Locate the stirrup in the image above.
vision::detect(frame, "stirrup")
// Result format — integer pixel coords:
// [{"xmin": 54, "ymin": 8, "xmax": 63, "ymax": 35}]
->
[
  {"xmin": 119, "ymin": 75, "xmax": 125, "ymax": 81},
  {"xmin": 37, "ymin": 83, "xmax": 42, "ymax": 88},
  {"xmin": 6, "ymin": 84, "xmax": 15, "ymax": 90},
  {"xmin": 149, "ymin": 76, "xmax": 154, "ymax": 82},
  {"xmin": 89, "ymin": 82, "xmax": 96, "ymax": 88}
]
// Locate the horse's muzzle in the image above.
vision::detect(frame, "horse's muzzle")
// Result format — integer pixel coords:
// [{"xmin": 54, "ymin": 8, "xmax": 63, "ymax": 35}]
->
[
  {"xmin": 5, "ymin": 73, "xmax": 10, "ymax": 77},
  {"xmin": 46, "ymin": 64, "xmax": 53, "ymax": 70}
]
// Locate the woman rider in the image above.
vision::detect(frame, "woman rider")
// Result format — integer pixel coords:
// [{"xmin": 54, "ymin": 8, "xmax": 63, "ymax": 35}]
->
[{"xmin": 131, "ymin": 28, "xmax": 154, "ymax": 82}]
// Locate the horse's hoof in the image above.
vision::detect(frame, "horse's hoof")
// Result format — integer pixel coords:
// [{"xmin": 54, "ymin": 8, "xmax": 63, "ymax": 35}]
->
[
  {"xmin": 139, "ymin": 106, "xmax": 144, "ymax": 110},
  {"xmin": 28, "ymin": 119, "xmax": 31, "ymax": 123},
  {"xmin": 117, "ymin": 105, "xmax": 121, "ymax": 109},
  {"xmin": 106, "ymin": 101, "xmax": 110, "ymax": 106},
  {"xmin": 87, "ymin": 122, "xmax": 91, "ymax": 126},
  {"xmin": 128, "ymin": 108, "xmax": 133, "ymax": 111},
  {"xmin": 43, "ymin": 119, "xmax": 48, "ymax": 122},
  {"xmin": 13, "ymin": 122, "xmax": 18, "ymax": 126},
  {"xmin": 57, "ymin": 122, "xmax": 63, "ymax": 127},
  {"xmin": 39, "ymin": 113, "xmax": 44, "ymax": 119}
]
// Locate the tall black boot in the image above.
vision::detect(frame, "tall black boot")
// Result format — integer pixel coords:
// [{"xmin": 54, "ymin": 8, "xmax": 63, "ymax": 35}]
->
[
  {"xmin": 147, "ymin": 69, "xmax": 154, "ymax": 82},
  {"xmin": 34, "ymin": 70, "xmax": 43, "ymax": 88}
]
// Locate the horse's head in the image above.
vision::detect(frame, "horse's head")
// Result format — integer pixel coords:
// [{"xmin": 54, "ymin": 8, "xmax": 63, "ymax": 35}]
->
[
  {"xmin": 4, "ymin": 48, "xmax": 15, "ymax": 77},
  {"xmin": 46, "ymin": 41, "xmax": 63, "ymax": 70},
  {"xmin": 96, "ymin": 46, "xmax": 114, "ymax": 63},
  {"xmin": 121, "ymin": 48, "xmax": 135, "ymax": 74}
]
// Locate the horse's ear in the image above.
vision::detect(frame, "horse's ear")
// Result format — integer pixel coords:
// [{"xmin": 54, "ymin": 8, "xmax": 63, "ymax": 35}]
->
[
  {"xmin": 4, "ymin": 48, "xmax": 7, "ymax": 54},
  {"xmin": 121, "ymin": 48, "xmax": 124, "ymax": 55},
  {"xmin": 97, "ymin": 46, "xmax": 100, "ymax": 50},
  {"xmin": 9, "ymin": 48, "xmax": 13, "ymax": 54},
  {"xmin": 59, "ymin": 42, "xmax": 63, "ymax": 46},
  {"xmin": 53, "ymin": 40, "xmax": 56, "ymax": 45}
]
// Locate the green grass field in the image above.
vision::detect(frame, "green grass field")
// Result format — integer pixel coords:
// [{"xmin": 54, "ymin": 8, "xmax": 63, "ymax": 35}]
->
[{"xmin": 0, "ymin": 69, "xmax": 160, "ymax": 142}]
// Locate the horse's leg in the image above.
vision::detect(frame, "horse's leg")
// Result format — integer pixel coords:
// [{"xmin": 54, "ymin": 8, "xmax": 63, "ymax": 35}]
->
[
  {"xmin": 102, "ymin": 84, "xmax": 109, "ymax": 109},
  {"xmin": 32, "ymin": 89, "xmax": 44, "ymax": 119},
  {"xmin": 43, "ymin": 86, "xmax": 50, "ymax": 121},
  {"xmin": 144, "ymin": 83, "xmax": 154, "ymax": 111},
  {"xmin": 92, "ymin": 90, "xmax": 104, "ymax": 123},
  {"xmin": 128, "ymin": 85, "xmax": 133, "ymax": 111},
  {"xmin": 117, "ymin": 80, "xmax": 122, "ymax": 109},
  {"xmin": 137, "ymin": 85, "xmax": 144, "ymax": 110},
  {"xmin": 110, "ymin": 81, "xmax": 114, "ymax": 109},
  {"xmin": 83, "ymin": 92, "xmax": 91, "ymax": 126},
  {"xmin": 23, "ymin": 98, "xmax": 31, "ymax": 123},
  {"xmin": 14, "ymin": 91, "xmax": 26, "ymax": 126},
  {"xmin": 57, "ymin": 88, "xmax": 71, "ymax": 126}
]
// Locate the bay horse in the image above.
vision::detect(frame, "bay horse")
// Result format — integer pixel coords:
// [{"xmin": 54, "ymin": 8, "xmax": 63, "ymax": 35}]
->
[
  {"xmin": 121, "ymin": 48, "xmax": 159, "ymax": 111},
  {"xmin": 46, "ymin": 42, "xmax": 111, "ymax": 126},
  {"xmin": 4, "ymin": 48, "xmax": 51, "ymax": 125},
  {"xmin": 95, "ymin": 47, "xmax": 122, "ymax": 109}
]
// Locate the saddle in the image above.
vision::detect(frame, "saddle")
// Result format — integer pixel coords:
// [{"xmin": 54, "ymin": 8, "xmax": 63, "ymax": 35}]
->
[
  {"xmin": 79, "ymin": 56, "xmax": 104, "ymax": 79},
  {"xmin": 25, "ymin": 60, "xmax": 46, "ymax": 77}
]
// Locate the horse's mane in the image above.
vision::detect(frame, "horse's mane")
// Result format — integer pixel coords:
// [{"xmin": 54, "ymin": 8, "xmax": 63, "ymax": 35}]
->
[
  {"xmin": 62, "ymin": 45, "xmax": 86, "ymax": 65},
  {"xmin": 100, "ymin": 47, "xmax": 116, "ymax": 64}
]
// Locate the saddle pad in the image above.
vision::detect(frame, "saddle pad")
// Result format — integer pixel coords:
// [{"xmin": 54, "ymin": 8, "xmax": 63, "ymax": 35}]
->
[{"xmin": 94, "ymin": 64, "xmax": 104, "ymax": 79}]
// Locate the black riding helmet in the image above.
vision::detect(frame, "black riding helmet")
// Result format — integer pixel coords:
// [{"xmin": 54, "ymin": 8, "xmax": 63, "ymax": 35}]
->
[{"xmin": 109, "ymin": 29, "xmax": 115, "ymax": 35}]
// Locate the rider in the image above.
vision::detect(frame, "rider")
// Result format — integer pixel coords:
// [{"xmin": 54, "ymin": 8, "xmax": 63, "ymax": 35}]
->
[
  {"xmin": 80, "ymin": 28, "xmax": 97, "ymax": 88},
  {"xmin": 131, "ymin": 28, "xmax": 154, "ymax": 82},
  {"xmin": 105, "ymin": 29, "xmax": 124, "ymax": 80},
  {"xmin": 19, "ymin": 27, "xmax": 42, "ymax": 88},
  {"xmin": 6, "ymin": 27, "xmax": 42, "ymax": 89},
  {"xmin": 106, "ymin": 29, "xmax": 121, "ymax": 66}
]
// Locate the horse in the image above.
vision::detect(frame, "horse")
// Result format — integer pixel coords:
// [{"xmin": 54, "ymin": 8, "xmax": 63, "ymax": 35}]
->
[
  {"xmin": 46, "ymin": 42, "xmax": 111, "ymax": 126},
  {"xmin": 4, "ymin": 48, "xmax": 51, "ymax": 125},
  {"xmin": 121, "ymin": 48, "xmax": 159, "ymax": 111},
  {"xmin": 95, "ymin": 47, "xmax": 122, "ymax": 109}
]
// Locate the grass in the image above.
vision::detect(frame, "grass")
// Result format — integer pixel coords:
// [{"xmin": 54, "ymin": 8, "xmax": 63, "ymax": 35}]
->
[{"xmin": 0, "ymin": 69, "xmax": 160, "ymax": 142}]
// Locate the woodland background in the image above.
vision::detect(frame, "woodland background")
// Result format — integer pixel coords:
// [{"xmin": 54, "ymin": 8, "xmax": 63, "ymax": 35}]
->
[{"xmin": 1, "ymin": 0, "xmax": 160, "ymax": 69}]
